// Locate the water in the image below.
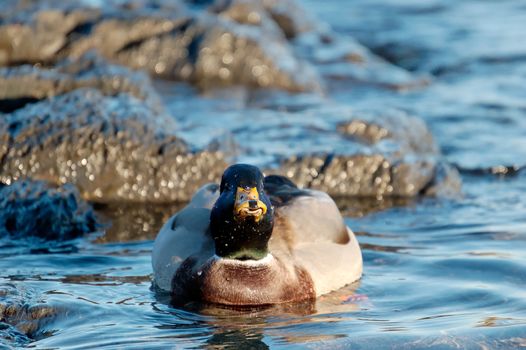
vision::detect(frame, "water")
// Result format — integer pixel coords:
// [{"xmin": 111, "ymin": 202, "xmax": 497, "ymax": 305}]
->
[
  {"xmin": 305, "ymin": 0, "xmax": 526, "ymax": 170},
  {"xmin": 2, "ymin": 0, "xmax": 526, "ymax": 348}
]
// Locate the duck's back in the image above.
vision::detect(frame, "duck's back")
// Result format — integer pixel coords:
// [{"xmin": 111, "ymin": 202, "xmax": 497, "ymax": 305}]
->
[{"xmin": 264, "ymin": 175, "xmax": 363, "ymax": 296}]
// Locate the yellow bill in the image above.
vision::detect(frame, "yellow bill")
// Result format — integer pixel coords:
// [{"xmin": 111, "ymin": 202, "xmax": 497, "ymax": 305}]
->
[{"xmin": 234, "ymin": 187, "xmax": 267, "ymax": 222}]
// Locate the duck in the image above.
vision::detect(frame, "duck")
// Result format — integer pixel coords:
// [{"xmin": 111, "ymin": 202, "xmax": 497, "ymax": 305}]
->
[{"xmin": 152, "ymin": 164, "xmax": 362, "ymax": 306}]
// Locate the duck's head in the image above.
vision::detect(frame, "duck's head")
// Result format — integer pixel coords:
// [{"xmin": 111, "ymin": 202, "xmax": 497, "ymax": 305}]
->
[{"xmin": 210, "ymin": 164, "xmax": 274, "ymax": 261}]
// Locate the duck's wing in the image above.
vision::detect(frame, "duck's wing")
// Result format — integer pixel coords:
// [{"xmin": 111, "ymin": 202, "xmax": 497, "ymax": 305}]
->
[
  {"xmin": 264, "ymin": 175, "xmax": 349, "ymax": 245},
  {"xmin": 264, "ymin": 175, "xmax": 313, "ymax": 208},
  {"xmin": 292, "ymin": 224, "xmax": 362, "ymax": 296},
  {"xmin": 264, "ymin": 175, "xmax": 362, "ymax": 296},
  {"xmin": 152, "ymin": 184, "xmax": 219, "ymax": 291}
]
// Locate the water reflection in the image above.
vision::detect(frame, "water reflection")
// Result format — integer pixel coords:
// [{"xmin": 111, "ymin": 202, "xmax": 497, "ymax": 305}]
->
[
  {"xmin": 334, "ymin": 196, "xmax": 416, "ymax": 218},
  {"xmin": 94, "ymin": 202, "xmax": 184, "ymax": 243},
  {"xmin": 151, "ymin": 281, "xmax": 364, "ymax": 348},
  {"xmin": 205, "ymin": 329, "xmax": 269, "ymax": 350}
]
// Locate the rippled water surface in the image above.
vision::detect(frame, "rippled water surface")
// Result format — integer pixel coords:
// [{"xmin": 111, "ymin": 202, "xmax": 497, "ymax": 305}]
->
[{"xmin": 2, "ymin": 0, "xmax": 526, "ymax": 348}]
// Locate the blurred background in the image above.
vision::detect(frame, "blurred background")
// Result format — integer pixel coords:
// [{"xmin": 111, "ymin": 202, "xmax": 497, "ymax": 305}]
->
[{"xmin": 1, "ymin": 0, "xmax": 525, "ymax": 348}]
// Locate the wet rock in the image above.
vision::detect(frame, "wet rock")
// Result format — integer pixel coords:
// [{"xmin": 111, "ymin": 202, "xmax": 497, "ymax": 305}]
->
[
  {"xmin": 0, "ymin": 53, "xmax": 161, "ymax": 113},
  {"xmin": 74, "ymin": 13, "xmax": 320, "ymax": 91},
  {"xmin": 192, "ymin": 17, "xmax": 320, "ymax": 91},
  {"xmin": 213, "ymin": 0, "xmax": 427, "ymax": 90},
  {"xmin": 211, "ymin": 0, "xmax": 316, "ymax": 39},
  {"xmin": 0, "ymin": 0, "xmax": 321, "ymax": 92},
  {"xmin": 0, "ymin": 0, "xmax": 421, "ymax": 92},
  {"xmin": 67, "ymin": 15, "xmax": 196, "ymax": 79},
  {"xmin": 0, "ymin": 0, "xmax": 427, "ymax": 91},
  {"xmin": 277, "ymin": 153, "xmax": 434, "ymax": 198},
  {"xmin": 0, "ymin": 4, "xmax": 102, "ymax": 65},
  {"xmin": 0, "ymin": 283, "xmax": 58, "ymax": 345},
  {"xmin": 0, "ymin": 322, "xmax": 31, "ymax": 349},
  {"xmin": 154, "ymin": 86, "xmax": 458, "ymax": 199},
  {"xmin": 337, "ymin": 109, "xmax": 438, "ymax": 155},
  {"xmin": 274, "ymin": 109, "xmax": 459, "ymax": 198},
  {"xmin": 0, "ymin": 89, "xmax": 226, "ymax": 203},
  {"xmin": 0, "ymin": 180, "xmax": 98, "ymax": 240},
  {"xmin": 0, "ymin": 0, "xmax": 455, "ymax": 202},
  {"xmin": 456, "ymin": 164, "xmax": 526, "ymax": 178},
  {"xmin": 261, "ymin": 0, "xmax": 317, "ymax": 39}
]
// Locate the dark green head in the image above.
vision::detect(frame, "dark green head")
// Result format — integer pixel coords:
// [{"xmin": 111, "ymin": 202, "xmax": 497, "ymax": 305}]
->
[{"xmin": 210, "ymin": 164, "xmax": 274, "ymax": 260}]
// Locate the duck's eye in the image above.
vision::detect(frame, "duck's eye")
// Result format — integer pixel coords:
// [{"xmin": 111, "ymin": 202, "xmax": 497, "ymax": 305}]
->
[{"xmin": 239, "ymin": 193, "xmax": 247, "ymax": 201}]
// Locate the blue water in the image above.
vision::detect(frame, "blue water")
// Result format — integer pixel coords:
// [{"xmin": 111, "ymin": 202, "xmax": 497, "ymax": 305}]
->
[{"xmin": 2, "ymin": 0, "xmax": 526, "ymax": 348}]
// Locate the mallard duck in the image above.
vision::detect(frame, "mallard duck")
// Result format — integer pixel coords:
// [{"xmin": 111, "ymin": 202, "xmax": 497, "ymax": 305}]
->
[{"xmin": 152, "ymin": 164, "xmax": 362, "ymax": 305}]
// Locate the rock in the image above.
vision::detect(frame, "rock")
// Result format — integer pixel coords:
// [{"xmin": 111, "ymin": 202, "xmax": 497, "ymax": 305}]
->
[
  {"xmin": 66, "ymin": 14, "xmax": 197, "ymax": 80},
  {"xmin": 71, "ymin": 13, "xmax": 321, "ymax": 92},
  {"xmin": 0, "ymin": 322, "xmax": 31, "ymax": 350},
  {"xmin": 272, "ymin": 108, "xmax": 459, "ymax": 198},
  {"xmin": 0, "ymin": 180, "xmax": 98, "ymax": 240},
  {"xmin": 0, "ymin": 0, "xmax": 456, "ymax": 203},
  {"xmin": 0, "ymin": 53, "xmax": 161, "ymax": 113},
  {"xmin": 337, "ymin": 109, "xmax": 438, "ymax": 155},
  {"xmin": 152, "ymin": 86, "xmax": 458, "ymax": 199},
  {"xmin": 0, "ymin": 3, "xmax": 102, "ymax": 65},
  {"xmin": 282, "ymin": 153, "xmax": 436, "ymax": 197},
  {"xmin": 0, "ymin": 283, "xmax": 58, "ymax": 347},
  {"xmin": 210, "ymin": 0, "xmax": 316, "ymax": 39},
  {"xmin": 193, "ymin": 17, "xmax": 320, "ymax": 91},
  {"xmin": 0, "ymin": 89, "xmax": 226, "ymax": 203},
  {"xmin": 261, "ymin": 0, "xmax": 317, "ymax": 38},
  {"xmin": 0, "ymin": 0, "xmax": 322, "ymax": 92},
  {"xmin": 0, "ymin": 0, "xmax": 421, "ymax": 92},
  {"xmin": 213, "ymin": 0, "xmax": 427, "ymax": 90}
]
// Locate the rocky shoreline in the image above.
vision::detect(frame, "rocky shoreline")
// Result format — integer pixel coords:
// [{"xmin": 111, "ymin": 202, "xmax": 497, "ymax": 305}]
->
[{"xmin": 0, "ymin": 0, "xmax": 459, "ymax": 239}]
